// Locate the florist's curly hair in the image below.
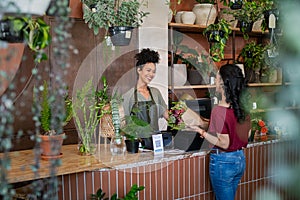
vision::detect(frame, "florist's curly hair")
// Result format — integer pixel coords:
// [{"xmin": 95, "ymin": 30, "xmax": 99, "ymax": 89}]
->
[{"xmin": 135, "ymin": 48, "xmax": 160, "ymax": 69}]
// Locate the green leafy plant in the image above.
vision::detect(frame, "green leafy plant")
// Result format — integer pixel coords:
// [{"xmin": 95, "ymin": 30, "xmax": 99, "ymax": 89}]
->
[
  {"xmin": 81, "ymin": 0, "xmax": 149, "ymax": 35},
  {"xmin": 22, "ymin": 17, "xmax": 51, "ymax": 63},
  {"xmin": 90, "ymin": 184, "xmax": 145, "ymax": 200},
  {"xmin": 121, "ymin": 115, "xmax": 153, "ymax": 141},
  {"xmin": 34, "ymin": 80, "xmax": 73, "ymax": 135},
  {"xmin": 1, "ymin": 16, "xmax": 51, "ymax": 62},
  {"xmin": 72, "ymin": 78, "xmax": 101, "ymax": 154},
  {"xmin": 227, "ymin": 0, "xmax": 264, "ymax": 39},
  {"xmin": 237, "ymin": 41, "xmax": 266, "ymax": 71},
  {"xmin": 203, "ymin": 19, "xmax": 232, "ymax": 62}
]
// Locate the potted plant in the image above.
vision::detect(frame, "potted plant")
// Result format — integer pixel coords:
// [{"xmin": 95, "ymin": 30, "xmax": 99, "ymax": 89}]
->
[
  {"xmin": 228, "ymin": 0, "xmax": 264, "ymax": 39},
  {"xmin": 237, "ymin": 41, "xmax": 266, "ymax": 83},
  {"xmin": 121, "ymin": 115, "xmax": 153, "ymax": 153},
  {"xmin": 203, "ymin": 19, "xmax": 232, "ymax": 62},
  {"xmin": 33, "ymin": 80, "xmax": 73, "ymax": 160},
  {"xmin": 0, "ymin": 16, "xmax": 51, "ymax": 62},
  {"xmin": 22, "ymin": 17, "xmax": 51, "ymax": 63},
  {"xmin": 219, "ymin": 0, "xmax": 243, "ymax": 10},
  {"xmin": 0, "ymin": 17, "xmax": 27, "ymax": 43},
  {"xmin": 81, "ymin": 0, "xmax": 149, "ymax": 46},
  {"xmin": 72, "ymin": 78, "xmax": 102, "ymax": 155}
]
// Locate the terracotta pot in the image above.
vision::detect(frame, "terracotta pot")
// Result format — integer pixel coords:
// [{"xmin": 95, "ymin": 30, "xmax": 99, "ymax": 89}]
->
[{"xmin": 39, "ymin": 133, "xmax": 65, "ymax": 160}]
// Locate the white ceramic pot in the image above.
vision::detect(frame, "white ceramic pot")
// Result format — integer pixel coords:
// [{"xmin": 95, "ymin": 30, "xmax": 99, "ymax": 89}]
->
[
  {"xmin": 3, "ymin": 0, "xmax": 51, "ymax": 16},
  {"xmin": 181, "ymin": 11, "xmax": 196, "ymax": 25},
  {"xmin": 169, "ymin": 64, "xmax": 187, "ymax": 86},
  {"xmin": 175, "ymin": 11, "xmax": 184, "ymax": 23},
  {"xmin": 192, "ymin": 4, "xmax": 217, "ymax": 26}
]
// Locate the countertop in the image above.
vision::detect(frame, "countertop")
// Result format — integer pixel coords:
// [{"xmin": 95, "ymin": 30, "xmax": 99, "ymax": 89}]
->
[{"xmin": 3, "ymin": 136, "xmax": 280, "ymax": 184}]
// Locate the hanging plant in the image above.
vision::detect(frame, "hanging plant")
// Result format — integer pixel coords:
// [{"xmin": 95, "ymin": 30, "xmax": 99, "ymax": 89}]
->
[{"xmin": 203, "ymin": 19, "xmax": 232, "ymax": 62}]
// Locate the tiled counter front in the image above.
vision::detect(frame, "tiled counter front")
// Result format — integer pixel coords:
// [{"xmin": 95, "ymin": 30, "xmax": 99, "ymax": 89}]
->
[
  {"xmin": 6, "ymin": 139, "xmax": 295, "ymax": 200},
  {"xmin": 56, "ymin": 140, "xmax": 288, "ymax": 200}
]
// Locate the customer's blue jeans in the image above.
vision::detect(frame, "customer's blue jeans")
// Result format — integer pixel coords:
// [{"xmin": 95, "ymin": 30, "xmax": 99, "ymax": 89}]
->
[{"xmin": 209, "ymin": 150, "xmax": 246, "ymax": 200}]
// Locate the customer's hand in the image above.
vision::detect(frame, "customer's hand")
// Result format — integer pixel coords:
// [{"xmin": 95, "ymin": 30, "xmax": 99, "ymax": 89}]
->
[{"xmin": 186, "ymin": 125, "xmax": 206, "ymax": 138}]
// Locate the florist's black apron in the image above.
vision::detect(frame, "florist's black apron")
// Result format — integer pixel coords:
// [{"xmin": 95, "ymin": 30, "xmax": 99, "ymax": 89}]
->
[{"xmin": 131, "ymin": 87, "xmax": 159, "ymax": 131}]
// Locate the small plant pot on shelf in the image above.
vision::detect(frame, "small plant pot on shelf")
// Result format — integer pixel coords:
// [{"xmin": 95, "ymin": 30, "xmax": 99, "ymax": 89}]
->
[
  {"xmin": 108, "ymin": 26, "xmax": 133, "ymax": 46},
  {"xmin": 38, "ymin": 133, "xmax": 65, "ymax": 160},
  {"xmin": 125, "ymin": 139, "xmax": 140, "ymax": 154}
]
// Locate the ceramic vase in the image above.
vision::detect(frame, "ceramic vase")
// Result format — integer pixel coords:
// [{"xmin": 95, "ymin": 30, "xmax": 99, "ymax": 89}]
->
[
  {"xmin": 181, "ymin": 11, "xmax": 196, "ymax": 25},
  {"xmin": 192, "ymin": 4, "xmax": 217, "ymax": 26},
  {"xmin": 175, "ymin": 11, "xmax": 184, "ymax": 23}
]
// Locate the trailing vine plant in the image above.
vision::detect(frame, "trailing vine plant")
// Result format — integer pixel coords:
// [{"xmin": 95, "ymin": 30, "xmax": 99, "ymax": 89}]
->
[{"xmin": 30, "ymin": 0, "xmax": 74, "ymax": 199}]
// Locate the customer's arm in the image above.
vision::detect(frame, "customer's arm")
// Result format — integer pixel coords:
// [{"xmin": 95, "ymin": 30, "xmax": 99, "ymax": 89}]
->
[{"xmin": 189, "ymin": 126, "xmax": 230, "ymax": 149}]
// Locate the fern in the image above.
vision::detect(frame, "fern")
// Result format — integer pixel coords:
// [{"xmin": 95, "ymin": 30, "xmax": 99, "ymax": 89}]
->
[{"xmin": 40, "ymin": 80, "xmax": 51, "ymax": 132}]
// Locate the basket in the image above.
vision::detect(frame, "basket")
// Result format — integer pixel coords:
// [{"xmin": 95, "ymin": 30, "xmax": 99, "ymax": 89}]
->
[{"xmin": 99, "ymin": 113, "xmax": 115, "ymax": 138}]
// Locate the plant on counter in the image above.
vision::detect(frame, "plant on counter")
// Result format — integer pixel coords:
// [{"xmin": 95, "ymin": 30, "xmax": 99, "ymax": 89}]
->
[
  {"xmin": 90, "ymin": 184, "xmax": 145, "ymax": 200},
  {"xmin": 203, "ymin": 19, "xmax": 232, "ymax": 62},
  {"xmin": 72, "ymin": 78, "xmax": 102, "ymax": 155},
  {"xmin": 167, "ymin": 100, "xmax": 187, "ymax": 130},
  {"xmin": 81, "ymin": 0, "xmax": 149, "ymax": 43},
  {"xmin": 121, "ymin": 115, "xmax": 153, "ymax": 140},
  {"xmin": 34, "ymin": 80, "xmax": 73, "ymax": 136}
]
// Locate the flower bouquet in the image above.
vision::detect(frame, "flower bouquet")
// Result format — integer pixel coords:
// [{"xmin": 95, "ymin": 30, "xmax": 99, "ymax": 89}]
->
[{"xmin": 168, "ymin": 101, "xmax": 188, "ymax": 130}]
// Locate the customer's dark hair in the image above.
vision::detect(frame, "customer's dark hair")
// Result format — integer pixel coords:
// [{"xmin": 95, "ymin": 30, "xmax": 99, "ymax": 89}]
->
[
  {"xmin": 135, "ymin": 48, "xmax": 160, "ymax": 68},
  {"xmin": 219, "ymin": 64, "xmax": 248, "ymax": 122}
]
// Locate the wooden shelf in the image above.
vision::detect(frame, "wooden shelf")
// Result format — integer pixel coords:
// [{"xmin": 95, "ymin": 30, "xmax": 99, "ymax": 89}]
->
[
  {"xmin": 169, "ymin": 82, "xmax": 281, "ymax": 90},
  {"xmin": 248, "ymin": 82, "xmax": 282, "ymax": 87},
  {"xmin": 168, "ymin": 22, "xmax": 269, "ymax": 36},
  {"xmin": 169, "ymin": 84, "xmax": 216, "ymax": 90}
]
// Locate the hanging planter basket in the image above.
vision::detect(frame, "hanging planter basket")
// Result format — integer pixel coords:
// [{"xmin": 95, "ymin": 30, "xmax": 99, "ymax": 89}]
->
[
  {"xmin": 205, "ymin": 30, "xmax": 224, "ymax": 43},
  {"xmin": 0, "ymin": 18, "xmax": 26, "ymax": 43},
  {"xmin": 3, "ymin": 0, "xmax": 51, "ymax": 16},
  {"xmin": 239, "ymin": 21, "xmax": 253, "ymax": 33},
  {"xmin": 230, "ymin": 0, "xmax": 243, "ymax": 10},
  {"xmin": 108, "ymin": 26, "xmax": 133, "ymax": 46}
]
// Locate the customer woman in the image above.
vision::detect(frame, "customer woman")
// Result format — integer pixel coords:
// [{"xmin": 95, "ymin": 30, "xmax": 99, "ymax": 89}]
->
[
  {"xmin": 190, "ymin": 64, "xmax": 251, "ymax": 200},
  {"xmin": 122, "ymin": 48, "xmax": 168, "ymax": 132}
]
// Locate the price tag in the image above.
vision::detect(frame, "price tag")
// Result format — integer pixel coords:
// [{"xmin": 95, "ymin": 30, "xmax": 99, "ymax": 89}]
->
[{"xmin": 125, "ymin": 31, "xmax": 131, "ymax": 39}]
